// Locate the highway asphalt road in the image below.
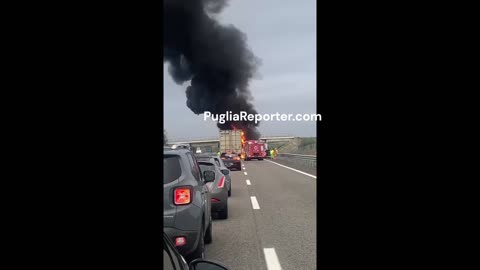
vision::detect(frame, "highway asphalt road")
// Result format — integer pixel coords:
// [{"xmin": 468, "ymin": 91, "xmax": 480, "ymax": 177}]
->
[{"xmin": 205, "ymin": 159, "xmax": 317, "ymax": 270}]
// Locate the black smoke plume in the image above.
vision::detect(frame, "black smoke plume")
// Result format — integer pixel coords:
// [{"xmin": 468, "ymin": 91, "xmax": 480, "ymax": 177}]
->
[{"xmin": 164, "ymin": 0, "xmax": 261, "ymax": 140}]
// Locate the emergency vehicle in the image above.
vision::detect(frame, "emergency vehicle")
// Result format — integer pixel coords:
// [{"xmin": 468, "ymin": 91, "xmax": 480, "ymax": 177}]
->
[{"xmin": 243, "ymin": 140, "xmax": 267, "ymax": 161}]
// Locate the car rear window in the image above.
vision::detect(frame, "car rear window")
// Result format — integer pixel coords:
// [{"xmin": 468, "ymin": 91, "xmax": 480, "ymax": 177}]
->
[
  {"xmin": 198, "ymin": 162, "xmax": 215, "ymax": 172},
  {"xmin": 196, "ymin": 157, "xmax": 212, "ymax": 162},
  {"xmin": 220, "ymin": 153, "xmax": 230, "ymax": 158},
  {"xmin": 164, "ymin": 155, "xmax": 182, "ymax": 184}
]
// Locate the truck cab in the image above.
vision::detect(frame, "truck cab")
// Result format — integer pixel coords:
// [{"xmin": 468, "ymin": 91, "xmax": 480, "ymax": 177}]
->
[{"xmin": 243, "ymin": 140, "xmax": 266, "ymax": 161}]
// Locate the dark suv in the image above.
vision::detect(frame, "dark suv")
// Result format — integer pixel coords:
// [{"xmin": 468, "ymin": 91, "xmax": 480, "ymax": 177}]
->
[
  {"xmin": 164, "ymin": 145, "xmax": 215, "ymax": 261},
  {"xmin": 220, "ymin": 152, "xmax": 242, "ymax": 171}
]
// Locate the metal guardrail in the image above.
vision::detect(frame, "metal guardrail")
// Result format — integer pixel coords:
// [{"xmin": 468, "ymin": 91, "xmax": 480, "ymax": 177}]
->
[{"xmin": 276, "ymin": 153, "xmax": 317, "ymax": 168}]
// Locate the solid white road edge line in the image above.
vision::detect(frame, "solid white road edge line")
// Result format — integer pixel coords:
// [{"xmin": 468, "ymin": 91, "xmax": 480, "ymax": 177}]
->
[
  {"xmin": 250, "ymin": 196, "xmax": 260, "ymax": 209},
  {"xmin": 263, "ymin": 248, "xmax": 282, "ymax": 270},
  {"xmin": 265, "ymin": 159, "xmax": 316, "ymax": 179},
  {"xmin": 246, "ymin": 179, "xmax": 251, "ymax": 185}
]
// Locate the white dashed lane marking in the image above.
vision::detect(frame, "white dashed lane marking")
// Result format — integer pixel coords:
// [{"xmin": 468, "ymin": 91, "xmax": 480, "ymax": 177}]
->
[
  {"xmin": 263, "ymin": 248, "xmax": 282, "ymax": 270},
  {"xmin": 246, "ymin": 179, "xmax": 251, "ymax": 185},
  {"xmin": 250, "ymin": 196, "xmax": 260, "ymax": 209},
  {"xmin": 244, "ymin": 172, "xmax": 248, "ymax": 175}
]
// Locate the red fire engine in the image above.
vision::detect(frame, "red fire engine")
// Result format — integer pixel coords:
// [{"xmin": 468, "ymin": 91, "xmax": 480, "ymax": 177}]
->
[{"xmin": 243, "ymin": 140, "xmax": 267, "ymax": 161}]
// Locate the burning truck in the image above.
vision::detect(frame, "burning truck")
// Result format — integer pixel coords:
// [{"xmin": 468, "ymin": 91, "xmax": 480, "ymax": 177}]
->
[
  {"xmin": 219, "ymin": 129, "xmax": 247, "ymax": 157},
  {"xmin": 219, "ymin": 128, "xmax": 266, "ymax": 161}
]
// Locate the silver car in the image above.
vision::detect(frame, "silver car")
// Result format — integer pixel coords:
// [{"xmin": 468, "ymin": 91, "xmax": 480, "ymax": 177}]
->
[
  {"xmin": 198, "ymin": 160, "xmax": 229, "ymax": 219},
  {"xmin": 196, "ymin": 154, "xmax": 232, "ymax": 197}
]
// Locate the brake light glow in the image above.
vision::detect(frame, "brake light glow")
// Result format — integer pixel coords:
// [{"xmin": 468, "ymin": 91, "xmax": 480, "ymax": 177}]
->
[
  {"xmin": 175, "ymin": 236, "xmax": 186, "ymax": 246},
  {"xmin": 211, "ymin": 198, "xmax": 220, "ymax": 202},
  {"xmin": 218, "ymin": 176, "xmax": 225, "ymax": 188},
  {"xmin": 174, "ymin": 187, "xmax": 191, "ymax": 205}
]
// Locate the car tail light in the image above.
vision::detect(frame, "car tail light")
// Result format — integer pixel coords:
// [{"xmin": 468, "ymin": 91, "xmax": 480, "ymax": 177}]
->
[
  {"xmin": 218, "ymin": 176, "xmax": 225, "ymax": 188},
  {"xmin": 175, "ymin": 236, "xmax": 186, "ymax": 246},
  {"xmin": 211, "ymin": 198, "xmax": 220, "ymax": 202},
  {"xmin": 174, "ymin": 187, "xmax": 191, "ymax": 205},
  {"xmin": 234, "ymin": 157, "xmax": 240, "ymax": 160}
]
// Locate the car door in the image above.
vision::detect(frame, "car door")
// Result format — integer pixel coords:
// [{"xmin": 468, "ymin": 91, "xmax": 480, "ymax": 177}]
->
[
  {"xmin": 187, "ymin": 153, "xmax": 211, "ymax": 228},
  {"xmin": 164, "ymin": 154, "xmax": 183, "ymax": 228},
  {"xmin": 214, "ymin": 157, "xmax": 231, "ymax": 191}
]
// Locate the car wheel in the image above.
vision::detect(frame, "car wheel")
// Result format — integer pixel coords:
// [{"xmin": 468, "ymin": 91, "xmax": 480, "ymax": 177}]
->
[
  {"xmin": 218, "ymin": 206, "xmax": 228, "ymax": 219},
  {"xmin": 188, "ymin": 223, "xmax": 205, "ymax": 261},
  {"xmin": 204, "ymin": 216, "xmax": 213, "ymax": 244},
  {"xmin": 258, "ymin": 158, "xmax": 263, "ymax": 160}
]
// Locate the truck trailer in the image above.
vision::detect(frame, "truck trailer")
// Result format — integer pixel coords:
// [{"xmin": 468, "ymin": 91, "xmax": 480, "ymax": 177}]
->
[{"xmin": 219, "ymin": 130, "xmax": 243, "ymax": 155}]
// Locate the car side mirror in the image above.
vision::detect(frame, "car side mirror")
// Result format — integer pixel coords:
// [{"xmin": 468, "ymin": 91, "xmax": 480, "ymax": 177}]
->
[
  {"xmin": 221, "ymin": 169, "xmax": 230, "ymax": 175},
  {"xmin": 190, "ymin": 259, "xmax": 230, "ymax": 270},
  {"xmin": 203, "ymin": 171, "xmax": 215, "ymax": 182}
]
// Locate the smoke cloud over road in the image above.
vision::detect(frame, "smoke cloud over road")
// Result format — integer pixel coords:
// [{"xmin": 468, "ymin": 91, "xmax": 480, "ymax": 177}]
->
[{"xmin": 164, "ymin": 0, "xmax": 261, "ymax": 139}]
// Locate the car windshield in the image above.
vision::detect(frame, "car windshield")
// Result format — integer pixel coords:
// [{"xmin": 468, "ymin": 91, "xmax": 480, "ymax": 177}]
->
[{"xmin": 163, "ymin": 155, "xmax": 182, "ymax": 184}]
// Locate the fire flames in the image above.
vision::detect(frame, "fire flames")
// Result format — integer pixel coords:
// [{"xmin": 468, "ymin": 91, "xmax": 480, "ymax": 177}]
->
[{"xmin": 240, "ymin": 130, "xmax": 246, "ymax": 159}]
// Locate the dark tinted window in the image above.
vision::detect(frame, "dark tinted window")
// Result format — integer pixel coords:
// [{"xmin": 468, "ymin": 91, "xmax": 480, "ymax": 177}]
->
[
  {"xmin": 214, "ymin": 158, "xmax": 221, "ymax": 167},
  {"xmin": 187, "ymin": 153, "xmax": 201, "ymax": 181},
  {"xmin": 164, "ymin": 155, "xmax": 182, "ymax": 184},
  {"xmin": 199, "ymin": 162, "xmax": 215, "ymax": 172}
]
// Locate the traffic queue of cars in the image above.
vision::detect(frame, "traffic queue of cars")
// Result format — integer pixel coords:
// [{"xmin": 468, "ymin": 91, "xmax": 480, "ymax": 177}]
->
[{"xmin": 163, "ymin": 144, "xmax": 232, "ymax": 269}]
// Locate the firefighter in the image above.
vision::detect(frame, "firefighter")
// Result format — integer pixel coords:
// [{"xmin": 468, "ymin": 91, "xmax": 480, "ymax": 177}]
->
[
  {"xmin": 274, "ymin": 148, "xmax": 279, "ymax": 159},
  {"xmin": 270, "ymin": 149, "xmax": 275, "ymax": 159}
]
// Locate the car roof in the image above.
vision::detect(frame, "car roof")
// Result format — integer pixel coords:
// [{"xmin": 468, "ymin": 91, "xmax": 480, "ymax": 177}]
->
[
  {"xmin": 164, "ymin": 149, "xmax": 190, "ymax": 155},
  {"xmin": 196, "ymin": 155, "xmax": 217, "ymax": 160},
  {"xmin": 195, "ymin": 152, "xmax": 217, "ymax": 157}
]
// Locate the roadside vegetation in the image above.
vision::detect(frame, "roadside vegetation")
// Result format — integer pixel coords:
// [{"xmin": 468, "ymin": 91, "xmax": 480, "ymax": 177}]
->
[{"xmin": 276, "ymin": 137, "xmax": 317, "ymax": 155}]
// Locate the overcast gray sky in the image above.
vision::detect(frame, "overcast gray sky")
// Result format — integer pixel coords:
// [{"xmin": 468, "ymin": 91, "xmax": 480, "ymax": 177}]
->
[{"xmin": 164, "ymin": 0, "xmax": 316, "ymax": 140}]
